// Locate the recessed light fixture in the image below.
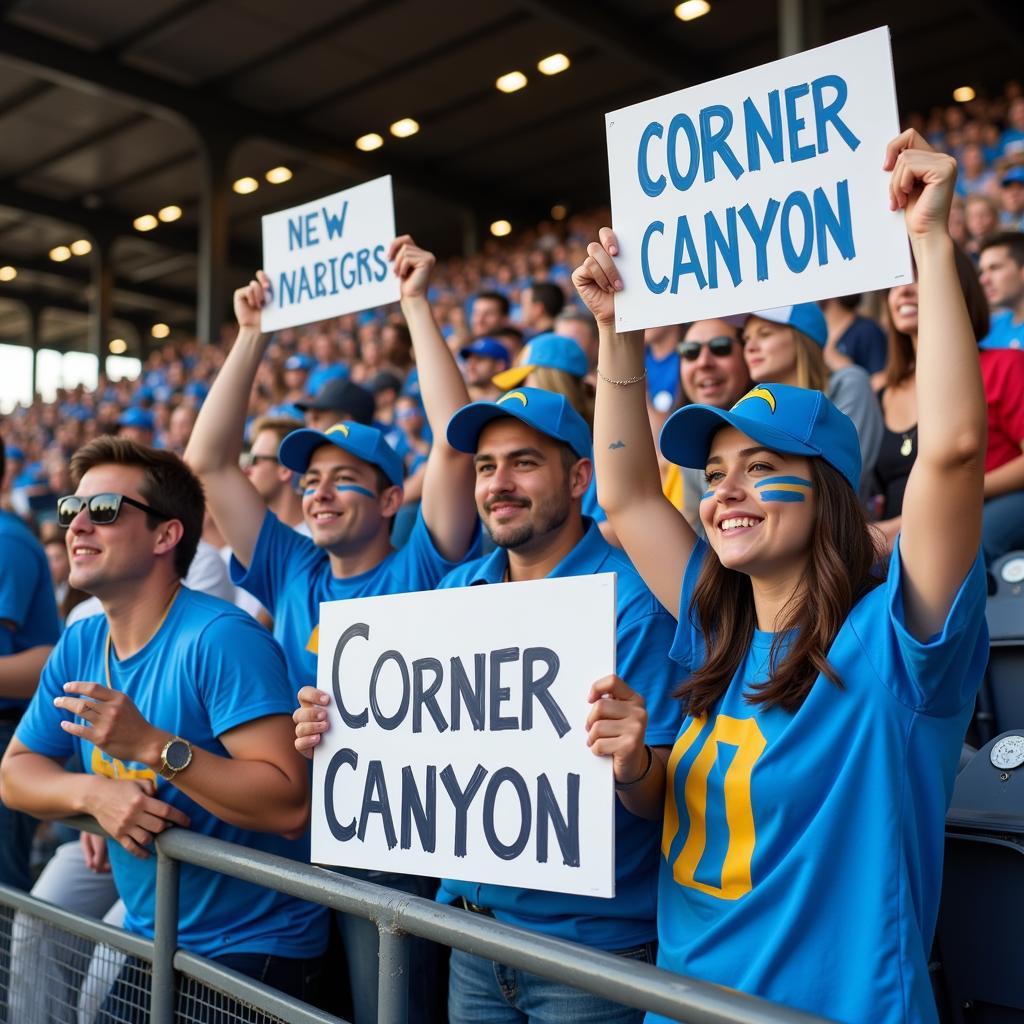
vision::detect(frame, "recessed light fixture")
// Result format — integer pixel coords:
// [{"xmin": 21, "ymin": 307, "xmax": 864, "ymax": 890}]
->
[
  {"xmin": 0, "ymin": 266, "xmax": 16, "ymax": 281},
  {"xmin": 133, "ymin": 214, "xmax": 158, "ymax": 232},
  {"xmin": 356, "ymin": 133, "xmax": 384, "ymax": 152},
  {"xmin": 675, "ymin": 0, "xmax": 710, "ymax": 21},
  {"xmin": 108, "ymin": 339, "xmax": 127, "ymax": 354},
  {"xmin": 158, "ymin": 205, "xmax": 182, "ymax": 222},
  {"xmin": 232, "ymin": 177, "xmax": 259, "ymax": 195},
  {"xmin": 265, "ymin": 166, "xmax": 293, "ymax": 184},
  {"xmin": 490, "ymin": 220, "xmax": 512, "ymax": 237},
  {"xmin": 389, "ymin": 118, "xmax": 420, "ymax": 139},
  {"xmin": 497, "ymin": 71, "xmax": 528, "ymax": 94},
  {"xmin": 953, "ymin": 86, "xmax": 976, "ymax": 103},
  {"xmin": 69, "ymin": 239, "xmax": 92, "ymax": 256},
  {"xmin": 538, "ymin": 54, "xmax": 570, "ymax": 76},
  {"xmin": 49, "ymin": 246, "xmax": 72, "ymax": 262},
  {"xmin": 151, "ymin": 323, "xmax": 170, "ymax": 339}
]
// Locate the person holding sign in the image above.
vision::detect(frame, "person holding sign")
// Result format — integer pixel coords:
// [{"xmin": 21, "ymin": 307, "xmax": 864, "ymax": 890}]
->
[
  {"xmin": 295, "ymin": 387, "xmax": 681, "ymax": 1024},
  {"xmin": 570, "ymin": 132, "xmax": 989, "ymax": 1023}
]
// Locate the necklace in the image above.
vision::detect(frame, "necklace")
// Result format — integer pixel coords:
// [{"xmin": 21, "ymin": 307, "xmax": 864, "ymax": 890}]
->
[{"xmin": 103, "ymin": 585, "xmax": 181, "ymax": 690}]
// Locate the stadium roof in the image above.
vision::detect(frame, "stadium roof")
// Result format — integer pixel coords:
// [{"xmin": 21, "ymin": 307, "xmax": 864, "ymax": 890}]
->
[{"xmin": 0, "ymin": 0, "xmax": 1020, "ymax": 357}]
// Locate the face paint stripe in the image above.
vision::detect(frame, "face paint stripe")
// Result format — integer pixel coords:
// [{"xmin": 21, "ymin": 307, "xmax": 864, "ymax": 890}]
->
[
  {"xmin": 753, "ymin": 476, "xmax": 813, "ymax": 488},
  {"xmin": 304, "ymin": 484, "xmax": 377, "ymax": 499},
  {"xmin": 701, "ymin": 490, "xmax": 715, "ymax": 501},
  {"xmin": 757, "ymin": 490, "xmax": 807, "ymax": 502}
]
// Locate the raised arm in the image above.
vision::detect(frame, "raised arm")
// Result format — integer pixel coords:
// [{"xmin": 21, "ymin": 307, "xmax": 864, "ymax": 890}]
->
[
  {"xmin": 184, "ymin": 274, "xmax": 273, "ymax": 568},
  {"xmin": 887, "ymin": 132, "xmax": 987, "ymax": 639},
  {"xmin": 389, "ymin": 236, "xmax": 477, "ymax": 561},
  {"xmin": 573, "ymin": 228, "xmax": 697, "ymax": 616}
]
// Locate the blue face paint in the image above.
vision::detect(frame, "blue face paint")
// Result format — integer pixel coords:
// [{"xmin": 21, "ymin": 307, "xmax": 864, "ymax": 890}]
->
[
  {"xmin": 754, "ymin": 475, "xmax": 813, "ymax": 502},
  {"xmin": 303, "ymin": 484, "xmax": 376, "ymax": 499},
  {"xmin": 701, "ymin": 490, "xmax": 715, "ymax": 501}
]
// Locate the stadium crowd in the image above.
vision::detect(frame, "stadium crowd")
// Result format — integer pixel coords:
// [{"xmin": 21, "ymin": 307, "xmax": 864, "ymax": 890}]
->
[{"xmin": 0, "ymin": 80, "xmax": 1021, "ymax": 1024}]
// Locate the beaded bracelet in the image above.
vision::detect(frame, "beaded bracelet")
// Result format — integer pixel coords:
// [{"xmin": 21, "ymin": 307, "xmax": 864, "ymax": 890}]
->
[{"xmin": 597, "ymin": 367, "xmax": 647, "ymax": 387}]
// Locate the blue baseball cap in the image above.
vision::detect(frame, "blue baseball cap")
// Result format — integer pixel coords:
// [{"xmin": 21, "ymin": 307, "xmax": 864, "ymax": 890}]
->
[
  {"xmin": 278, "ymin": 421, "xmax": 405, "ymax": 487},
  {"xmin": 1002, "ymin": 166, "xmax": 1024, "ymax": 186},
  {"xmin": 447, "ymin": 386, "xmax": 592, "ymax": 459},
  {"xmin": 284, "ymin": 354, "xmax": 314, "ymax": 372},
  {"xmin": 747, "ymin": 303, "xmax": 827, "ymax": 347},
  {"xmin": 459, "ymin": 337, "xmax": 510, "ymax": 365},
  {"xmin": 492, "ymin": 333, "xmax": 587, "ymax": 390},
  {"xmin": 659, "ymin": 383, "xmax": 861, "ymax": 491},
  {"xmin": 118, "ymin": 407, "xmax": 155, "ymax": 431}
]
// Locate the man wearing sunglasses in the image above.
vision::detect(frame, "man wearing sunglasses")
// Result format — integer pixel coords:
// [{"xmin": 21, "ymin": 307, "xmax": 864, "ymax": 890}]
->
[{"xmin": 1, "ymin": 437, "xmax": 328, "ymax": 1009}]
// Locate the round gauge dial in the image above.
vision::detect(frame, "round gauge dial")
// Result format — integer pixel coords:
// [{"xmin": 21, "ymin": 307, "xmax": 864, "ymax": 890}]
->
[
  {"xmin": 991, "ymin": 735, "xmax": 1024, "ymax": 771},
  {"xmin": 1000, "ymin": 557, "xmax": 1024, "ymax": 584}
]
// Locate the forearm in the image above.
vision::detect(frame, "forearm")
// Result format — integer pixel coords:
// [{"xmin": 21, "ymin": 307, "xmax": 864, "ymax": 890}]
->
[
  {"xmin": 0, "ymin": 750, "xmax": 98, "ymax": 819},
  {"xmin": 912, "ymin": 236, "xmax": 987, "ymax": 467},
  {"xmin": 593, "ymin": 325, "xmax": 664, "ymax": 513},
  {"xmin": 185, "ymin": 326, "xmax": 268, "ymax": 473},
  {"xmin": 984, "ymin": 451, "xmax": 1024, "ymax": 499},
  {"xmin": 615, "ymin": 747, "xmax": 668, "ymax": 820},
  {"xmin": 0, "ymin": 645, "xmax": 52, "ymax": 699}
]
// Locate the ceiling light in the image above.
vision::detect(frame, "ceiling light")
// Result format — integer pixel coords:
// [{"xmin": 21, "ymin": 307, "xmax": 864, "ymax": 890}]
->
[
  {"xmin": 49, "ymin": 246, "xmax": 71, "ymax": 262},
  {"xmin": 0, "ymin": 266, "xmax": 16, "ymax": 281},
  {"xmin": 675, "ymin": 0, "xmax": 710, "ymax": 21},
  {"xmin": 133, "ymin": 214, "xmax": 158, "ymax": 232},
  {"xmin": 551, "ymin": 204, "xmax": 568, "ymax": 221},
  {"xmin": 953, "ymin": 86, "xmax": 976, "ymax": 103},
  {"xmin": 538, "ymin": 53, "xmax": 570, "ymax": 76},
  {"xmin": 356, "ymin": 133, "xmax": 384, "ymax": 152},
  {"xmin": 108, "ymin": 339, "xmax": 127, "ymax": 354},
  {"xmin": 496, "ymin": 71, "xmax": 528, "ymax": 94},
  {"xmin": 233, "ymin": 177, "xmax": 259, "ymax": 195},
  {"xmin": 265, "ymin": 166, "xmax": 293, "ymax": 184},
  {"xmin": 70, "ymin": 239, "xmax": 92, "ymax": 256},
  {"xmin": 389, "ymin": 118, "xmax": 420, "ymax": 139},
  {"xmin": 158, "ymin": 205, "xmax": 182, "ymax": 222},
  {"xmin": 151, "ymin": 323, "xmax": 170, "ymax": 339},
  {"xmin": 490, "ymin": 220, "xmax": 512, "ymax": 238}
]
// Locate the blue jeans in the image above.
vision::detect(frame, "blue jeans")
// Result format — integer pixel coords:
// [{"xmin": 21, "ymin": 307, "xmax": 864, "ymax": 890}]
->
[
  {"xmin": 448, "ymin": 940, "xmax": 656, "ymax": 1024},
  {"xmin": 331, "ymin": 868, "xmax": 445, "ymax": 1024},
  {"xmin": 982, "ymin": 490, "xmax": 1024, "ymax": 567}
]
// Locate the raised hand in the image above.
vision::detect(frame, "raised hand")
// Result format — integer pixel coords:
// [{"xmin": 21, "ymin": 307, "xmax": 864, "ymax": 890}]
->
[
  {"xmin": 55, "ymin": 682, "xmax": 163, "ymax": 766},
  {"xmin": 388, "ymin": 235, "xmax": 436, "ymax": 301},
  {"xmin": 884, "ymin": 130, "xmax": 958, "ymax": 243},
  {"xmin": 585, "ymin": 674, "xmax": 649, "ymax": 784},
  {"xmin": 293, "ymin": 686, "xmax": 331, "ymax": 759},
  {"xmin": 234, "ymin": 270, "xmax": 271, "ymax": 330},
  {"xmin": 572, "ymin": 227, "xmax": 623, "ymax": 328}
]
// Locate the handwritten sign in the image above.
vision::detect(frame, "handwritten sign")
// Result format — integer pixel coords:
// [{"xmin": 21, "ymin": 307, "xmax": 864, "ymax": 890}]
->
[
  {"xmin": 260, "ymin": 175, "xmax": 400, "ymax": 331},
  {"xmin": 606, "ymin": 27, "xmax": 911, "ymax": 331},
  {"xmin": 311, "ymin": 574, "xmax": 617, "ymax": 898}
]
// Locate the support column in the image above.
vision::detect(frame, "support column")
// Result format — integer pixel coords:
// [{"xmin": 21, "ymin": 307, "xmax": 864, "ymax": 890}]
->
[
  {"xmin": 88, "ymin": 237, "xmax": 113, "ymax": 363},
  {"xmin": 26, "ymin": 303, "xmax": 40, "ymax": 401},
  {"xmin": 778, "ymin": 0, "xmax": 823, "ymax": 56},
  {"xmin": 197, "ymin": 135, "xmax": 233, "ymax": 345},
  {"xmin": 461, "ymin": 209, "xmax": 479, "ymax": 260}
]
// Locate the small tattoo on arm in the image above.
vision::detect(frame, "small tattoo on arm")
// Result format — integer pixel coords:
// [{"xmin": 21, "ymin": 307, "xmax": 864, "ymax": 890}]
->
[{"xmin": 609, "ymin": 440, "xmax": 626, "ymax": 450}]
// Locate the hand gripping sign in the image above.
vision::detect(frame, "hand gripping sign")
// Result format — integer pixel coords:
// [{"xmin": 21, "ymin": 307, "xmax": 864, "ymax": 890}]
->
[
  {"xmin": 311, "ymin": 574, "xmax": 617, "ymax": 898},
  {"xmin": 606, "ymin": 27, "xmax": 912, "ymax": 332}
]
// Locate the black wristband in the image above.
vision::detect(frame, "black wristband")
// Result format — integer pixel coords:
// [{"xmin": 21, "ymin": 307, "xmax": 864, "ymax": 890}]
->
[{"xmin": 615, "ymin": 744, "xmax": 653, "ymax": 790}]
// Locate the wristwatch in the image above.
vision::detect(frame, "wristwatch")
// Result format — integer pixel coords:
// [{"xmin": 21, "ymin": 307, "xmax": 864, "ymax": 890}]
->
[{"xmin": 159, "ymin": 737, "xmax": 193, "ymax": 781}]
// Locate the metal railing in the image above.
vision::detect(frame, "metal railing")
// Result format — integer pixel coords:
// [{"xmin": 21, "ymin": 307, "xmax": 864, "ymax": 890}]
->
[{"xmin": 0, "ymin": 819, "xmax": 832, "ymax": 1024}]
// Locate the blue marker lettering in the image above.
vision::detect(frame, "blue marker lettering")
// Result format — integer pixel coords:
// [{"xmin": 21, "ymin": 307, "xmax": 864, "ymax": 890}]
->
[
  {"xmin": 780, "ymin": 190, "xmax": 814, "ymax": 273},
  {"xmin": 641, "ymin": 221, "xmax": 669, "ymax": 294},
  {"xmin": 637, "ymin": 121, "xmax": 666, "ymax": 198}
]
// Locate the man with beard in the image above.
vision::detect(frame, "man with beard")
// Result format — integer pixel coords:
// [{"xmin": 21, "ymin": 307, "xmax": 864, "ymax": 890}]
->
[{"xmin": 294, "ymin": 387, "xmax": 680, "ymax": 1024}]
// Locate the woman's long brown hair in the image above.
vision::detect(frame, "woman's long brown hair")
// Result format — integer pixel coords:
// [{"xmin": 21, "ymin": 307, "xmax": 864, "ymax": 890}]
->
[{"xmin": 677, "ymin": 459, "xmax": 885, "ymax": 716}]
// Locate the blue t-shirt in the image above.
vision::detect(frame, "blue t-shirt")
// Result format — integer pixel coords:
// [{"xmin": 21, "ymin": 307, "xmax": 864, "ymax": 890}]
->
[
  {"xmin": 0, "ymin": 510, "xmax": 60, "ymax": 711},
  {"xmin": 581, "ymin": 474, "xmax": 607, "ymax": 524},
  {"xmin": 836, "ymin": 315, "xmax": 888, "ymax": 376},
  {"xmin": 645, "ymin": 348, "xmax": 681, "ymax": 413},
  {"xmin": 231, "ymin": 509, "xmax": 476, "ymax": 690},
  {"xmin": 652, "ymin": 539, "xmax": 988, "ymax": 1024},
  {"xmin": 16, "ymin": 588, "xmax": 327, "ymax": 959},
  {"xmin": 437, "ymin": 520, "xmax": 682, "ymax": 950},
  {"xmin": 979, "ymin": 309, "xmax": 1024, "ymax": 351}
]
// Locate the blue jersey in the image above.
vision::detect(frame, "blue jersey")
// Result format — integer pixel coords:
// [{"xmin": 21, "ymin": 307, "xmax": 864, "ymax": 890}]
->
[
  {"xmin": 979, "ymin": 309, "xmax": 1024, "ymax": 351},
  {"xmin": 0, "ymin": 510, "xmax": 60, "ymax": 711},
  {"xmin": 17, "ymin": 588, "xmax": 328, "ymax": 960},
  {"xmin": 653, "ymin": 539, "xmax": 988, "ymax": 1024},
  {"xmin": 231, "ymin": 509, "xmax": 476, "ymax": 690},
  {"xmin": 437, "ymin": 520, "xmax": 682, "ymax": 950},
  {"xmin": 645, "ymin": 348, "xmax": 681, "ymax": 413},
  {"xmin": 581, "ymin": 474, "xmax": 607, "ymax": 524}
]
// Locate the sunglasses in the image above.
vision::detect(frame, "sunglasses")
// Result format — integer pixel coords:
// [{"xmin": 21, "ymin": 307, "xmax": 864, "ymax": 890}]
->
[
  {"xmin": 678, "ymin": 337, "xmax": 739, "ymax": 361},
  {"xmin": 239, "ymin": 452, "xmax": 279, "ymax": 470},
  {"xmin": 57, "ymin": 493, "xmax": 171, "ymax": 528}
]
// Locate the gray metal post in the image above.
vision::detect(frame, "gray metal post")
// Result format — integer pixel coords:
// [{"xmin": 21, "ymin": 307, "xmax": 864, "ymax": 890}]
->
[
  {"xmin": 152, "ymin": 847, "xmax": 180, "ymax": 1024},
  {"xmin": 376, "ymin": 926, "xmax": 410, "ymax": 1024},
  {"xmin": 88, "ymin": 237, "xmax": 113, "ymax": 362},
  {"xmin": 778, "ymin": 0, "xmax": 822, "ymax": 57},
  {"xmin": 26, "ymin": 303, "xmax": 39, "ymax": 399},
  {"xmin": 197, "ymin": 135, "xmax": 233, "ymax": 345},
  {"xmin": 461, "ymin": 209, "xmax": 478, "ymax": 260}
]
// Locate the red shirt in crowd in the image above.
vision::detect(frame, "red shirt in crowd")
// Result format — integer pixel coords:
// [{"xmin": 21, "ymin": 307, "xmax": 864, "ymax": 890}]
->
[{"xmin": 980, "ymin": 348, "xmax": 1024, "ymax": 473}]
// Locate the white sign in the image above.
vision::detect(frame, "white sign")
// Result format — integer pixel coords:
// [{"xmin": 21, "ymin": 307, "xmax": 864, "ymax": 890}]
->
[
  {"xmin": 260, "ymin": 175, "xmax": 400, "ymax": 331},
  {"xmin": 311, "ymin": 574, "xmax": 617, "ymax": 898},
  {"xmin": 606, "ymin": 27, "xmax": 911, "ymax": 332}
]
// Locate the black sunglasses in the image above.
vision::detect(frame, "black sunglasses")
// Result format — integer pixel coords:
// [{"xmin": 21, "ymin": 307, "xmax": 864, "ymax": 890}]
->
[
  {"xmin": 678, "ymin": 336, "xmax": 739, "ymax": 361},
  {"xmin": 57, "ymin": 493, "xmax": 171, "ymax": 528}
]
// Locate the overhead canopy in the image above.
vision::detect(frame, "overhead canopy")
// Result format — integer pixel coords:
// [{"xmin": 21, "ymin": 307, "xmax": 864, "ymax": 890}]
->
[{"xmin": 0, "ymin": 0, "xmax": 1019, "ymax": 356}]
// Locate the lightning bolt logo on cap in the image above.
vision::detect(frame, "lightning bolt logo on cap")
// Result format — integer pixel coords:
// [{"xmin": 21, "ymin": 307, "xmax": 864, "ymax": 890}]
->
[
  {"xmin": 732, "ymin": 386, "xmax": 777, "ymax": 414},
  {"xmin": 498, "ymin": 391, "xmax": 529, "ymax": 407},
  {"xmin": 326, "ymin": 422, "xmax": 351, "ymax": 437}
]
